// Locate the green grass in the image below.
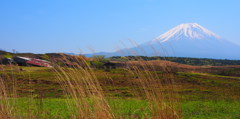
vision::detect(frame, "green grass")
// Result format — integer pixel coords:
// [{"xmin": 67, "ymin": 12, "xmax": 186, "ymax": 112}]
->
[
  {"xmin": 2, "ymin": 98, "xmax": 240, "ymax": 119},
  {"xmin": 182, "ymin": 100, "xmax": 240, "ymax": 119},
  {"xmin": 0, "ymin": 98, "xmax": 70, "ymax": 118}
]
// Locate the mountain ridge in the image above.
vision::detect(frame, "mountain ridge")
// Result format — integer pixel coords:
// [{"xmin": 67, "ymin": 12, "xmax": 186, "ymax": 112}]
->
[{"xmin": 85, "ymin": 23, "xmax": 240, "ymax": 59}]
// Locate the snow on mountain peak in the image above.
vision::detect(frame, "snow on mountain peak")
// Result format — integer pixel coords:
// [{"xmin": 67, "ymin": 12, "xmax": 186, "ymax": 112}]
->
[{"xmin": 153, "ymin": 23, "xmax": 221, "ymax": 43}]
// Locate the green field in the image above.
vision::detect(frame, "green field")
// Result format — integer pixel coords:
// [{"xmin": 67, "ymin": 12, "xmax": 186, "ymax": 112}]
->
[
  {"xmin": 1, "ymin": 65, "xmax": 240, "ymax": 118},
  {"xmin": 1, "ymin": 98, "xmax": 240, "ymax": 119}
]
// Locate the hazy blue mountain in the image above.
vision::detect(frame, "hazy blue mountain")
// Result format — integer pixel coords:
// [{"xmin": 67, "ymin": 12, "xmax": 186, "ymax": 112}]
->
[{"xmin": 86, "ymin": 23, "xmax": 240, "ymax": 59}]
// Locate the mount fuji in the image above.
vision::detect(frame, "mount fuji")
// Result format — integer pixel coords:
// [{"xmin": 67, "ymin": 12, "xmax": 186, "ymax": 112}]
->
[{"xmin": 87, "ymin": 23, "xmax": 240, "ymax": 59}]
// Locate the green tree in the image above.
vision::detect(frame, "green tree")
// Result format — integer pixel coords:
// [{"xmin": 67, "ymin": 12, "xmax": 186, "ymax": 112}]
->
[
  {"xmin": 91, "ymin": 61, "xmax": 104, "ymax": 69},
  {"xmin": 42, "ymin": 54, "xmax": 50, "ymax": 61},
  {"xmin": 4, "ymin": 53, "xmax": 12, "ymax": 58},
  {"xmin": 92, "ymin": 55, "xmax": 107, "ymax": 62}
]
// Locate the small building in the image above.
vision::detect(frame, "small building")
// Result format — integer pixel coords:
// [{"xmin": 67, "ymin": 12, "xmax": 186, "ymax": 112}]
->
[
  {"xmin": 26, "ymin": 58, "xmax": 52, "ymax": 67},
  {"xmin": 2, "ymin": 56, "xmax": 52, "ymax": 67}
]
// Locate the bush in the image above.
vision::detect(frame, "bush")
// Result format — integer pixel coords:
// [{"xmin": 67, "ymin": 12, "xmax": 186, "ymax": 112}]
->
[
  {"xmin": 4, "ymin": 53, "xmax": 12, "ymax": 58},
  {"xmin": 91, "ymin": 61, "xmax": 104, "ymax": 69}
]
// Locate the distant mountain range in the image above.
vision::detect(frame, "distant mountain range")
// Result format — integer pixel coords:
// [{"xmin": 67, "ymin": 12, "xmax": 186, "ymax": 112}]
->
[{"xmin": 85, "ymin": 23, "xmax": 240, "ymax": 59}]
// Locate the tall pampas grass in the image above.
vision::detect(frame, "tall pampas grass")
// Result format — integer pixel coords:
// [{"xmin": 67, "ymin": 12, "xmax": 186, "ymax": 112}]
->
[
  {"xmin": 0, "ymin": 42, "xmax": 181, "ymax": 118},
  {"xmin": 54, "ymin": 55, "xmax": 114, "ymax": 119}
]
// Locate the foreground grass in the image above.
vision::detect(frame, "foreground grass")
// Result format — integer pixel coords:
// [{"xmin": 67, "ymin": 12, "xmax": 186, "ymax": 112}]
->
[
  {"xmin": 2, "ymin": 98, "xmax": 240, "ymax": 119},
  {"xmin": 1, "ymin": 66, "xmax": 240, "ymax": 118},
  {"xmin": 182, "ymin": 100, "xmax": 240, "ymax": 119}
]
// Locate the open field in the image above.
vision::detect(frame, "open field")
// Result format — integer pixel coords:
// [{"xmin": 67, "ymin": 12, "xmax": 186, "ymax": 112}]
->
[
  {"xmin": 1, "ymin": 61, "xmax": 240, "ymax": 118},
  {"xmin": 1, "ymin": 64, "xmax": 240, "ymax": 100},
  {"xmin": 1, "ymin": 98, "xmax": 240, "ymax": 119}
]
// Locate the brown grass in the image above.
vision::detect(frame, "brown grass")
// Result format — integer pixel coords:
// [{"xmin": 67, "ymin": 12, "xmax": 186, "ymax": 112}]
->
[
  {"xmin": 53, "ymin": 54, "xmax": 181, "ymax": 119},
  {"xmin": 0, "ymin": 53, "xmax": 181, "ymax": 118}
]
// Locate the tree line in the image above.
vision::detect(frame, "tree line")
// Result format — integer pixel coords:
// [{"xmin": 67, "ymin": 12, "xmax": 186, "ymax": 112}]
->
[{"xmin": 109, "ymin": 56, "xmax": 240, "ymax": 66}]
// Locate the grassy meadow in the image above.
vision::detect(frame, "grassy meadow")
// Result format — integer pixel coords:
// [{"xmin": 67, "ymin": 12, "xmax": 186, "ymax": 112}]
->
[{"xmin": 0, "ymin": 59, "xmax": 240, "ymax": 118}]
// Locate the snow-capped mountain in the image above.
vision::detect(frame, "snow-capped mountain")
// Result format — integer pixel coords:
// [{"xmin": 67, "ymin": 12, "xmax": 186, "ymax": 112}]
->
[
  {"xmin": 86, "ymin": 23, "xmax": 240, "ymax": 59},
  {"xmin": 151, "ymin": 23, "xmax": 221, "ymax": 43}
]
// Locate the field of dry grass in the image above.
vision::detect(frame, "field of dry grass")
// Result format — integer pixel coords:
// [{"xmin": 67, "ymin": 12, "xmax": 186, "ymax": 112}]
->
[{"xmin": 0, "ymin": 58, "xmax": 240, "ymax": 118}]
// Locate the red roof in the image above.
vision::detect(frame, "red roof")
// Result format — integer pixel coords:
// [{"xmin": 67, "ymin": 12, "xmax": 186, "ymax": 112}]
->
[{"xmin": 26, "ymin": 59, "xmax": 52, "ymax": 67}]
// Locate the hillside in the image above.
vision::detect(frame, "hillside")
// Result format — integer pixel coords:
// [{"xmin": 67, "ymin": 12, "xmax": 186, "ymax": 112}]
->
[
  {"xmin": 1, "ymin": 58, "xmax": 240, "ymax": 118},
  {"xmin": 1, "ymin": 62, "xmax": 240, "ymax": 100}
]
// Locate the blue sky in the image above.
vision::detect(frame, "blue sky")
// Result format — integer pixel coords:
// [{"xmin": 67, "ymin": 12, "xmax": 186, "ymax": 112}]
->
[{"xmin": 1, "ymin": 0, "xmax": 240, "ymax": 54}]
